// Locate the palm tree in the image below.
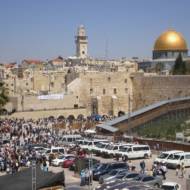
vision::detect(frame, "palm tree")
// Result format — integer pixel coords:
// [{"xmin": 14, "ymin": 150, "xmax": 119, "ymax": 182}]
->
[{"xmin": 0, "ymin": 81, "xmax": 9, "ymax": 110}]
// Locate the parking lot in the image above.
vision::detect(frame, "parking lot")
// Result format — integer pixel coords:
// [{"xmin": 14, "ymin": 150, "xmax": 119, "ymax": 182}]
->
[{"xmin": 49, "ymin": 153, "xmax": 190, "ymax": 190}]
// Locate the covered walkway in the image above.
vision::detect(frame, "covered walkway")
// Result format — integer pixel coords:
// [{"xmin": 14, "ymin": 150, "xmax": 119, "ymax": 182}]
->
[{"xmin": 96, "ymin": 96, "xmax": 190, "ymax": 133}]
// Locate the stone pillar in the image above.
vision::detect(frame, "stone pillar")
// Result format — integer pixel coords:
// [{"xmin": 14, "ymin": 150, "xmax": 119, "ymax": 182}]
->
[
  {"xmin": 112, "ymin": 95, "xmax": 119, "ymax": 116},
  {"xmin": 97, "ymin": 96, "xmax": 102, "ymax": 115}
]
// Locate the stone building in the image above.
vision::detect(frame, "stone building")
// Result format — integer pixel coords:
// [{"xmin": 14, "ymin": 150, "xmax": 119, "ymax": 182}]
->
[
  {"xmin": 2, "ymin": 26, "xmax": 190, "ymax": 119},
  {"xmin": 0, "ymin": 64, "xmax": 4, "ymax": 80},
  {"xmin": 75, "ymin": 25, "xmax": 88, "ymax": 59},
  {"xmin": 139, "ymin": 29, "xmax": 190, "ymax": 73},
  {"xmin": 132, "ymin": 72, "xmax": 190, "ymax": 110},
  {"xmin": 153, "ymin": 30, "xmax": 188, "ymax": 60}
]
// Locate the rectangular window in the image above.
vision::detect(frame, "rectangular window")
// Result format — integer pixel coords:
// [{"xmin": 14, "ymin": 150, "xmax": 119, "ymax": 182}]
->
[
  {"xmin": 103, "ymin": 89, "xmax": 106, "ymax": 95},
  {"xmin": 114, "ymin": 88, "xmax": 117, "ymax": 94},
  {"xmin": 90, "ymin": 88, "xmax": 93, "ymax": 94}
]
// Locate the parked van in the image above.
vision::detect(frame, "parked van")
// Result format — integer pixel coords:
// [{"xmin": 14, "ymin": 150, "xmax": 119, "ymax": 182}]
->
[
  {"xmin": 44, "ymin": 146, "xmax": 65, "ymax": 159},
  {"xmin": 61, "ymin": 135, "xmax": 82, "ymax": 145},
  {"xmin": 117, "ymin": 144, "xmax": 151, "ymax": 160},
  {"xmin": 102, "ymin": 143, "xmax": 132, "ymax": 158},
  {"xmin": 166, "ymin": 152, "xmax": 190, "ymax": 169},
  {"xmin": 92, "ymin": 142, "xmax": 110, "ymax": 155},
  {"xmin": 154, "ymin": 150, "xmax": 184, "ymax": 164},
  {"xmin": 93, "ymin": 142, "xmax": 110, "ymax": 156},
  {"xmin": 80, "ymin": 139, "xmax": 109, "ymax": 151}
]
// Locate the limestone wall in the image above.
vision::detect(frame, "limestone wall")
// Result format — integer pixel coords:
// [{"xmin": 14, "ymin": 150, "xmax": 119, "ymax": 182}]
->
[
  {"xmin": 15, "ymin": 94, "xmax": 83, "ymax": 111},
  {"xmin": 67, "ymin": 71, "xmax": 132, "ymax": 115},
  {"xmin": 8, "ymin": 108, "xmax": 87, "ymax": 119},
  {"xmin": 132, "ymin": 74, "xmax": 190, "ymax": 110}
]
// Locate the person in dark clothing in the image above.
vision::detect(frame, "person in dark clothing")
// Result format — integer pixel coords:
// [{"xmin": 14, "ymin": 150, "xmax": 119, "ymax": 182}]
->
[{"xmin": 140, "ymin": 160, "xmax": 146, "ymax": 174}]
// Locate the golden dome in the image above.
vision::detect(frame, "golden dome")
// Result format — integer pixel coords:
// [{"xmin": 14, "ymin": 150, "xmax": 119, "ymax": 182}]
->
[{"xmin": 154, "ymin": 30, "xmax": 188, "ymax": 51}]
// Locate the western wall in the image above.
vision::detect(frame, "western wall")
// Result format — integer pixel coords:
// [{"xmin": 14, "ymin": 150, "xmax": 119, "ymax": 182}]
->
[{"xmin": 132, "ymin": 73, "xmax": 190, "ymax": 110}]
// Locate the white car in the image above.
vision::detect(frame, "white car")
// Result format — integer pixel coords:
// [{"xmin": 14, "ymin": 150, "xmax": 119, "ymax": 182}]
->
[
  {"xmin": 155, "ymin": 150, "xmax": 184, "ymax": 164},
  {"xmin": 52, "ymin": 154, "xmax": 75, "ymax": 167},
  {"xmin": 162, "ymin": 182, "xmax": 181, "ymax": 190}
]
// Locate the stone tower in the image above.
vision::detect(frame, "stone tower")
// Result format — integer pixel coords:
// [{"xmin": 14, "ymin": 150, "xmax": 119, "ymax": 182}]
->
[{"xmin": 75, "ymin": 25, "xmax": 88, "ymax": 58}]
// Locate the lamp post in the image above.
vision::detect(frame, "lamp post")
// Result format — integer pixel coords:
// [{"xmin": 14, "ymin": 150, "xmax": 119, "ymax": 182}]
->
[
  {"xmin": 128, "ymin": 93, "xmax": 131, "ymax": 135},
  {"xmin": 88, "ymin": 152, "xmax": 93, "ymax": 190}
]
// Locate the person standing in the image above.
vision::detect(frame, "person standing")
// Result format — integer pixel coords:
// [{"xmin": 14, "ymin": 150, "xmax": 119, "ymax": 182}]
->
[
  {"xmin": 180, "ymin": 162, "xmax": 185, "ymax": 178},
  {"xmin": 160, "ymin": 163, "xmax": 167, "ymax": 180},
  {"xmin": 140, "ymin": 160, "xmax": 146, "ymax": 174},
  {"xmin": 80, "ymin": 169, "xmax": 86, "ymax": 186},
  {"xmin": 176, "ymin": 164, "xmax": 180, "ymax": 177}
]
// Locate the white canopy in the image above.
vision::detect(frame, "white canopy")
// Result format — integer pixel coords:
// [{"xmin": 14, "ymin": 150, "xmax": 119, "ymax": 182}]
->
[{"xmin": 84, "ymin": 129, "xmax": 96, "ymax": 134}]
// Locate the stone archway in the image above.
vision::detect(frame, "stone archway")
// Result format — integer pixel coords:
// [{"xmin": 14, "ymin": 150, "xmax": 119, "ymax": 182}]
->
[
  {"xmin": 57, "ymin": 115, "xmax": 65, "ymax": 122},
  {"xmin": 0, "ymin": 109, "xmax": 8, "ymax": 115},
  {"xmin": 77, "ymin": 114, "xmax": 84, "ymax": 121},
  {"xmin": 67, "ymin": 115, "xmax": 75, "ymax": 122}
]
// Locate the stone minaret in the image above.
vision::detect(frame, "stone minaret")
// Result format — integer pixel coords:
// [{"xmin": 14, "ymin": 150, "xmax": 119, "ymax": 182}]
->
[{"xmin": 75, "ymin": 25, "xmax": 88, "ymax": 58}]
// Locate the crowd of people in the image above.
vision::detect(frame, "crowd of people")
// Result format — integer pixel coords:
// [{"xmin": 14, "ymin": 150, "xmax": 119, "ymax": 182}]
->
[
  {"xmin": 0, "ymin": 115, "xmax": 109, "ymax": 175},
  {"xmin": 0, "ymin": 118, "xmax": 57, "ymax": 174}
]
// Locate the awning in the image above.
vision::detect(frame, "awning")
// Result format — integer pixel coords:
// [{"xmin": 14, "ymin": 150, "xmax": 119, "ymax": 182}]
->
[{"xmin": 96, "ymin": 124, "xmax": 118, "ymax": 133}]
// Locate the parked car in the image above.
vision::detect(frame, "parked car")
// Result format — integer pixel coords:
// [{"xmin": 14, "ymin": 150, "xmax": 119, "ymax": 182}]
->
[
  {"xmin": 52, "ymin": 154, "xmax": 75, "ymax": 167},
  {"xmin": 122, "ymin": 172, "xmax": 140, "ymax": 181},
  {"xmin": 93, "ymin": 162, "xmax": 129, "ymax": 181},
  {"xmin": 161, "ymin": 182, "xmax": 181, "ymax": 190},
  {"xmin": 154, "ymin": 150, "xmax": 184, "ymax": 164},
  {"xmin": 95, "ymin": 180, "xmax": 161, "ymax": 190},
  {"xmin": 99, "ymin": 168, "xmax": 128, "ymax": 184},
  {"xmin": 69, "ymin": 157, "xmax": 100, "ymax": 171},
  {"xmin": 133, "ymin": 174, "xmax": 162, "ymax": 188},
  {"xmin": 62, "ymin": 156, "xmax": 76, "ymax": 168}
]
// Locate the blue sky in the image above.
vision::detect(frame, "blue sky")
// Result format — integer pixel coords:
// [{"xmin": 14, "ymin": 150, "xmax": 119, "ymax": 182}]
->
[{"xmin": 0, "ymin": 0, "xmax": 189, "ymax": 63}]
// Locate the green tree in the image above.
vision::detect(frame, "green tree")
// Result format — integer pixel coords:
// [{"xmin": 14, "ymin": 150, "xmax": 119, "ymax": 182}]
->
[
  {"xmin": 0, "ymin": 81, "xmax": 9, "ymax": 110},
  {"xmin": 172, "ymin": 53, "xmax": 186, "ymax": 75}
]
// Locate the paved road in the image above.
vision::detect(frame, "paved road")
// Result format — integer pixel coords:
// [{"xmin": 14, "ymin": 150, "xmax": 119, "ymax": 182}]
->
[{"xmin": 50, "ymin": 154, "xmax": 190, "ymax": 190}]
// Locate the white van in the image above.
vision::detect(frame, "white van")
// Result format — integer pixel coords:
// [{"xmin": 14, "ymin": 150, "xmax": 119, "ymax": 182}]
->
[
  {"xmin": 44, "ymin": 146, "xmax": 65, "ymax": 159},
  {"xmin": 166, "ymin": 152, "xmax": 190, "ymax": 169},
  {"xmin": 61, "ymin": 135, "xmax": 82, "ymax": 145},
  {"xmin": 80, "ymin": 139, "xmax": 109, "ymax": 151},
  {"xmin": 102, "ymin": 143, "xmax": 133, "ymax": 158},
  {"xmin": 155, "ymin": 150, "xmax": 184, "ymax": 164},
  {"xmin": 93, "ymin": 142, "xmax": 110, "ymax": 155},
  {"xmin": 117, "ymin": 144, "xmax": 151, "ymax": 160}
]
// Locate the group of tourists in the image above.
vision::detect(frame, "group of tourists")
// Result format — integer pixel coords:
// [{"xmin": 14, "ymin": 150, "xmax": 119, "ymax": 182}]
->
[{"xmin": 0, "ymin": 118, "xmax": 57, "ymax": 174}]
